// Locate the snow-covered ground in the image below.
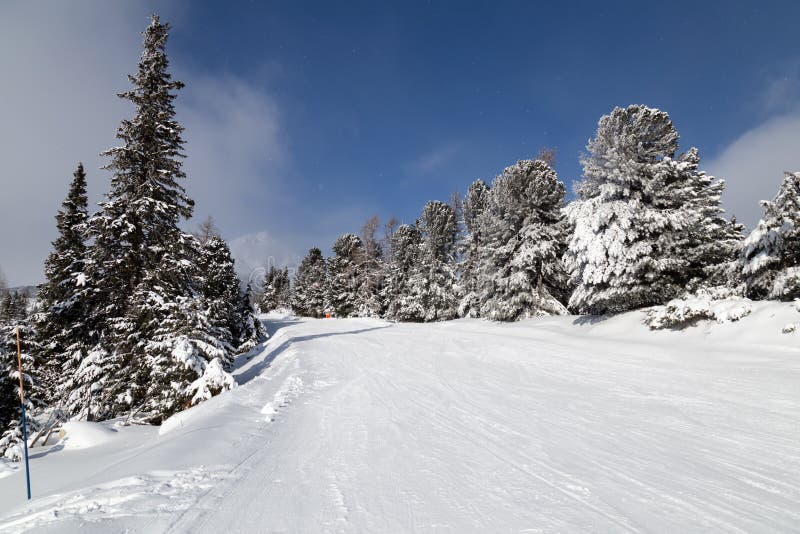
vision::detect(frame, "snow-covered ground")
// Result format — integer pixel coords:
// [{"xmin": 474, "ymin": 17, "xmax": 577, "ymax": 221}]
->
[{"xmin": 0, "ymin": 305, "xmax": 799, "ymax": 533}]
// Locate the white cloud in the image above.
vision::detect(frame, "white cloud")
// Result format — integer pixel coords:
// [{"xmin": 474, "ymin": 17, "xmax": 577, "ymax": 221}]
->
[
  {"xmin": 179, "ymin": 74, "xmax": 289, "ymax": 239},
  {"xmin": 706, "ymin": 110, "xmax": 800, "ymax": 229},
  {"xmin": 408, "ymin": 144, "xmax": 461, "ymax": 175}
]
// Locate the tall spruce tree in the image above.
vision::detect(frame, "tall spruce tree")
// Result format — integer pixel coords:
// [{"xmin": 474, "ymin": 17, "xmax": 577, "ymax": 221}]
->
[
  {"xmin": 477, "ymin": 160, "xmax": 569, "ymax": 320},
  {"xmin": 35, "ymin": 163, "xmax": 90, "ymax": 410},
  {"xmin": 292, "ymin": 248, "xmax": 327, "ymax": 318},
  {"xmin": 81, "ymin": 15, "xmax": 237, "ymax": 421},
  {"xmin": 741, "ymin": 171, "xmax": 800, "ymax": 299}
]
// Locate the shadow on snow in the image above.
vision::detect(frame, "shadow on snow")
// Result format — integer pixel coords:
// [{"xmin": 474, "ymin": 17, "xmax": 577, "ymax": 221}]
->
[{"xmin": 234, "ymin": 323, "xmax": 390, "ymax": 385}]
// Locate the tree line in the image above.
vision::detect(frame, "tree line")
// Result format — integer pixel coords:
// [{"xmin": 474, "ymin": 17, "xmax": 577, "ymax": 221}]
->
[{"xmin": 281, "ymin": 105, "xmax": 796, "ymax": 323}]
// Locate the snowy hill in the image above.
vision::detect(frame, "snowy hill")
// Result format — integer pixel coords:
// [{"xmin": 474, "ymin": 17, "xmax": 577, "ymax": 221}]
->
[{"xmin": 0, "ymin": 306, "xmax": 799, "ymax": 532}]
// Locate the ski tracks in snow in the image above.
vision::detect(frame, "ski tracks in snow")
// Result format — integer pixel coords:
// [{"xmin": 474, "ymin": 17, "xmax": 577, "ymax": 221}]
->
[{"xmin": 0, "ymin": 466, "xmax": 233, "ymax": 534}]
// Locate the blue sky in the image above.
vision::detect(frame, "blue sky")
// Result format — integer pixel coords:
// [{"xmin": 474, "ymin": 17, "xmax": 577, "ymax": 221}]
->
[
  {"xmin": 176, "ymin": 1, "xmax": 799, "ymax": 202},
  {"xmin": 2, "ymin": 1, "xmax": 800, "ymax": 284}
]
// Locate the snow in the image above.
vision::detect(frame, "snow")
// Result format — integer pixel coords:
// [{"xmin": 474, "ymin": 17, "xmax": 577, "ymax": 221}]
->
[
  {"xmin": 60, "ymin": 422, "xmax": 117, "ymax": 450},
  {"xmin": 0, "ymin": 307, "xmax": 799, "ymax": 532}
]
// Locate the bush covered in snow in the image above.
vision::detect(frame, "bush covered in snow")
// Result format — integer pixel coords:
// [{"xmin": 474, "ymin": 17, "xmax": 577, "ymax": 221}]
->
[{"xmin": 645, "ymin": 287, "xmax": 752, "ymax": 330}]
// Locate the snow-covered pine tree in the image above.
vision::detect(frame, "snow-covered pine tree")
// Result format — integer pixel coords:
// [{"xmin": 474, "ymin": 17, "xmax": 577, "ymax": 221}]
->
[
  {"xmin": 565, "ymin": 105, "xmax": 691, "ymax": 315},
  {"xmin": 292, "ymin": 248, "xmax": 327, "ymax": 318},
  {"xmin": 117, "ymin": 234, "xmax": 236, "ymax": 422},
  {"xmin": 384, "ymin": 224, "xmax": 424, "ymax": 321},
  {"xmin": 197, "ymin": 235, "xmax": 240, "ymax": 363},
  {"xmin": 741, "ymin": 171, "xmax": 800, "ymax": 300},
  {"xmin": 653, "ymin": 148, "xmax": 743, "ymax": 290},
  {"xmin": 82, "ymin": 15, "xmax": 220, "ymax": 420},
  {"xmin": 458, "ymin": 179, "xmax": 490, "ymax": 317},
  {"xmin": 35, "ymin": 163, "xmax": 90, "ymax": 410},
  {"xmin": 260, "ymin": 266, "xmax": 291, "ymax": 313},
  {"xmin": 357, "ymin": 216, "xmax": 386, "ymax": 317},
  {"xmin": 414, "ymin": 201, "xmax": 459, "ymax": 321},
  {"xmin": 276, "ymin": 268, "xmax": 292, "ymax": 308},
  {"xmin": 326, "ymin": 234, "xmax": 365, "ymax": 317},
  {"xmin": 260, "ymin": 266, "xmax": 280, "ymax": 313},
  {"xmin": 477, "ymin": 160, "xmax": 569, "ymax": 320},
  {"xmin": 235, "ymin": 282, "xmax": 267, "ymax": 353}
]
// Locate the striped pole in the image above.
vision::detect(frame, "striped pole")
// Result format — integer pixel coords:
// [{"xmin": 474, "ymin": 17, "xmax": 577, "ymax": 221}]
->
[{"xmin": 15, "ymin": 327, "xmax": 31, "ymax": 500}]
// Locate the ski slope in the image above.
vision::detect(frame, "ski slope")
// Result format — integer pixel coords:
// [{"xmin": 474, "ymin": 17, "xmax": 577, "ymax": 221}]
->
[{"xmin": 0, "ymin": 306, "xmax": 799, "ymax": 533}]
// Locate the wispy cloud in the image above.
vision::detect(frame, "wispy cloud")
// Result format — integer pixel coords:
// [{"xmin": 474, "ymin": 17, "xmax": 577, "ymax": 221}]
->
[
  {"xmin": 407, "ymin": 143, "xmax": 461, "ymax": 175},
  {"xmin": 759, "ymin": 59, "xmax": 800, "ymax": 115},
  {"xmin": 180, "ymin": 74, "xmax": 289, "ymax": 238}
]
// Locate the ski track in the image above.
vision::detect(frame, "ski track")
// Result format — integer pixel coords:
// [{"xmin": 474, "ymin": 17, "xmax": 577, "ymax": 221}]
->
[{"xmin": 0, "ymin": 311, "xmax": 799, "ymax": 533}]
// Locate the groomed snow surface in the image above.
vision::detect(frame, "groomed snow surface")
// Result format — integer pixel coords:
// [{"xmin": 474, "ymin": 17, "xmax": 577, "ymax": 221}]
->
[{"xmin": 0, "ymin": 305, "xmax": 799, "ymax": 533}]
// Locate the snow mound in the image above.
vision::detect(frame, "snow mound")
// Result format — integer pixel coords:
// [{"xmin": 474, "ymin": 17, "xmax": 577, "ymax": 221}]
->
[
  {"xmin": 187, "ymin": 357, "xmax": 237, "ymax": 405},
  {"xmin": 645, "ymin": 288, "xmax": 752, "ymax": 329},
  {"xmin": 61, "ymin": 422, "xmax": 117, "ymax": 450}
]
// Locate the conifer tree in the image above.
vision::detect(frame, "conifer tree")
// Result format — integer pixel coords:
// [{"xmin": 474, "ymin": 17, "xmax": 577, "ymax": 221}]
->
[
  {"xmin": 235, "ymin": 282, "xmax": 267, "ymax": 352},
  {"xmin": 35, "ymin": 163, "xmax": 90, "ymax": 410},
  {"xmin": 741, "ymin": 172, "xmax": 800, "ymax": 299},
  {"xmin": 277, "ymin": 267, "xmax": 292, "ymax": 308},
  {"xmin": 565, "ymin": 105, "xmax": 687, "ymax": 314},
  {"xmin": 414, "ymin": 201, "xmax": 458, "ymax": 321},
  {"xmin": 357, "ymin": 216, "xmax": 385, "ymax": 317},
  {"xmin": 88, "ymin": 14, "xmax": 193, "ymax": 330},
  {"xmin": 326, "ymin": 234, "xmax": 365, "ymax": 317},
  {"xmin": 269, "ymin": 268, "xmax": 291, "ymax": 310},
  {"xmin": 477, "ymin": 160, "xmax": 569, "ymax": 320},
  {"xmin": 82, "ymin": 15, "xmax": 223, "ymax": 419},
  {"xmin": 653, "ymin": 148, "xmax": 743, "ymax": 290},
  {"xmin": 292, "ymin": 248, "xmax": 327, "ymax": 318},
  {"xmin": 260, "ymin": 266, "xmax": 280, "ymax": 313},
  {"xmin": 260, "ymin": 266, "xmax": 291, "ymax": 313},
  {"xmin": 458, "ymin": 180, "xmax": 490, "ymax": 317},
  {"xmin": 197, "ymin": 235, "xmax": 240, "ymax": 363},
  {"xmin": 384, "ymin": 224, "xmax": 424, "ymax": 321}
]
